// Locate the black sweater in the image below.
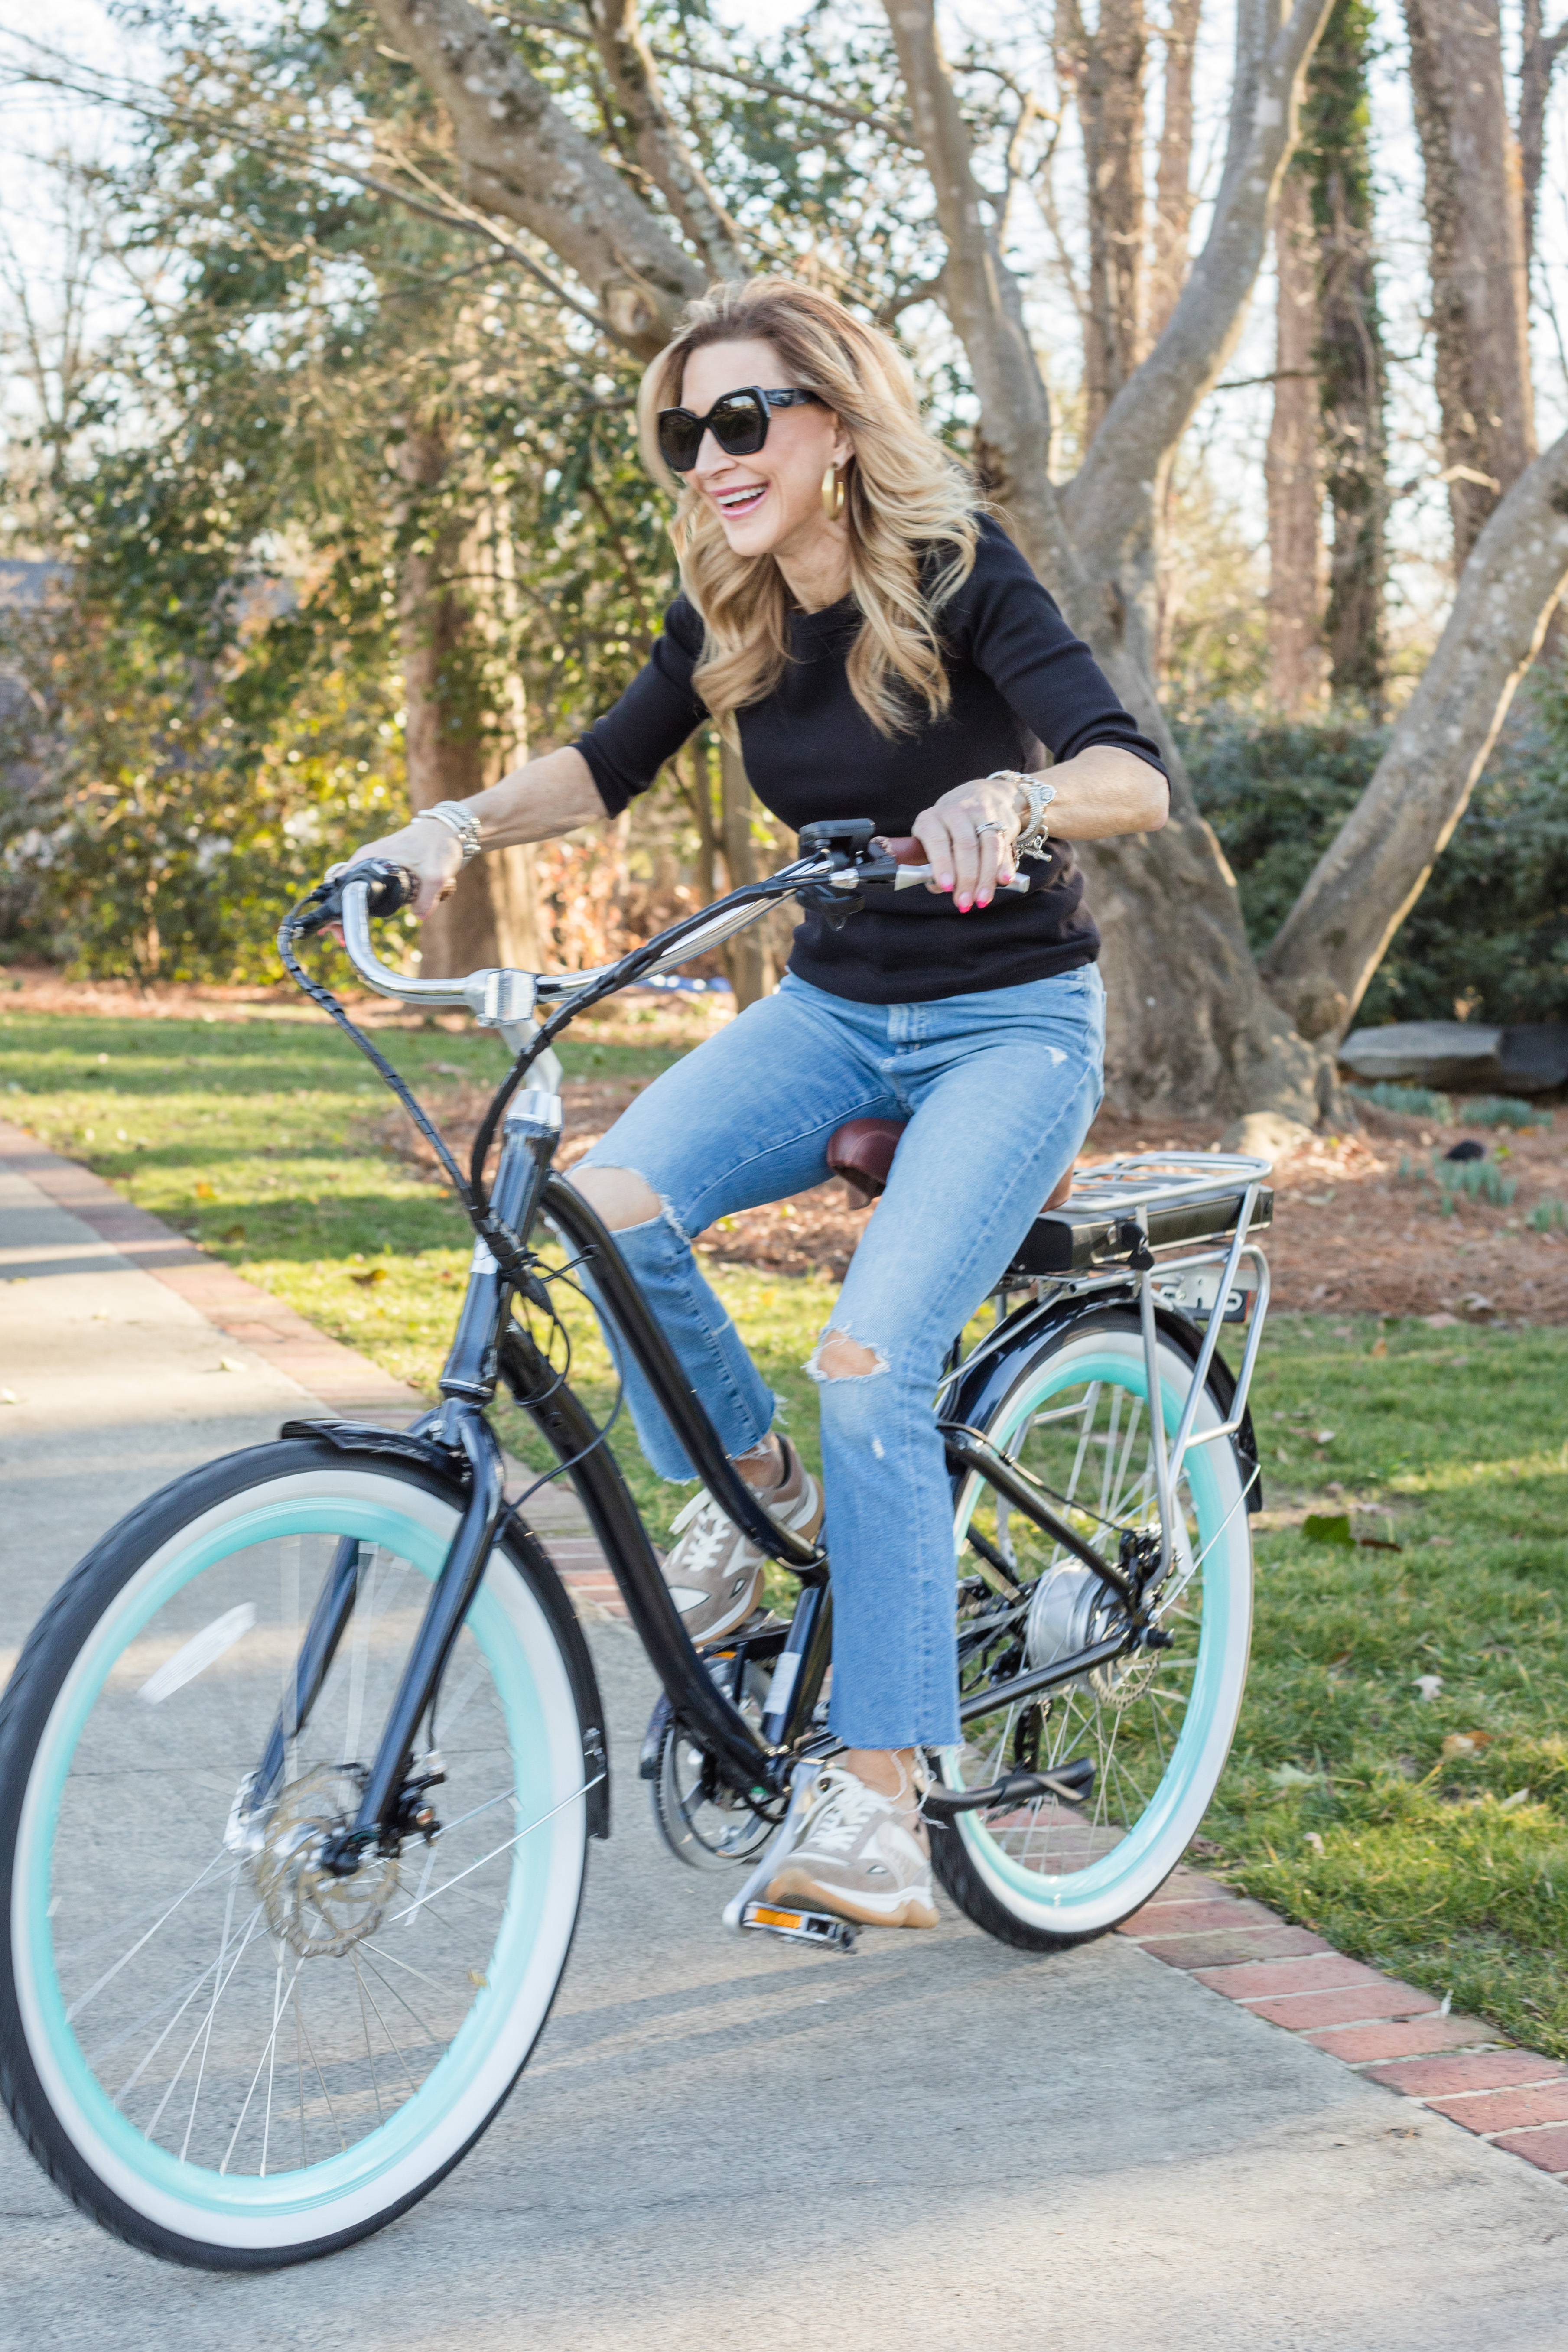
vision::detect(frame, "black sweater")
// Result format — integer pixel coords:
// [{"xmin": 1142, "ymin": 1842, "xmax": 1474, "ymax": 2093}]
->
[{"xmin": 573, "ymin": 515, "xmax": 1166, "ymax": 1003}]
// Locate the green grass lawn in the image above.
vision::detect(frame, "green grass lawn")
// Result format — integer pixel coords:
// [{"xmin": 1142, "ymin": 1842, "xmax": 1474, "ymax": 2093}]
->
[{"xmin": 3, "ymin": 1000, "xmax": 1566, "ymax": 2051}]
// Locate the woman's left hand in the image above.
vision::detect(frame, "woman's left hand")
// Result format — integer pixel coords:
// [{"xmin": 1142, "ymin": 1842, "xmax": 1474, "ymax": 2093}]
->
[{"xmin": 882, "ymin": 776, "xmax": 1020, "ymax": 912}]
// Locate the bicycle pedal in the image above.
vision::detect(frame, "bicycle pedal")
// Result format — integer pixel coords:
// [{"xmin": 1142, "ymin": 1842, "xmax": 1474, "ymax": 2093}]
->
[{"xmin": 741, "ymin": 1900, "xmax": 857, "ymax": 1952}]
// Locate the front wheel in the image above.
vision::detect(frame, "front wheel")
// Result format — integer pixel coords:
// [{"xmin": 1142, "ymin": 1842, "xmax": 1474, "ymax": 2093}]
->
[
  {"xmin": 931, "ymin": 1306, "xmax": 1254, "ymax": 1949},
  {"xmin": 0, "ymin": 1437, "xmax": 596, "ymax": 2268}
]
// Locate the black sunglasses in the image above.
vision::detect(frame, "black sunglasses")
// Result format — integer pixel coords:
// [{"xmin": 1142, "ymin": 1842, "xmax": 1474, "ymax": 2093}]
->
[{"xmin": 657, "ymin": 384, "xmax": 823, "ymax": 473}]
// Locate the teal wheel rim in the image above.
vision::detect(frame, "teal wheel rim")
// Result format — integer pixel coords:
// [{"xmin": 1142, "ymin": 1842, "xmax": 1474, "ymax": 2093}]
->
[
  {"xmin": 947, "ymin": 1337, "xmax": 1246, "ymax": 1920},
  {"xmin": 14, "ymin": 1477, "xmax": 580, "ymax": 2237}
]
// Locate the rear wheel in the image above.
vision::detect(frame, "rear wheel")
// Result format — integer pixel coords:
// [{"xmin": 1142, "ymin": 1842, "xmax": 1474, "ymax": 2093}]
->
[
  {"xmin": 931, "ymin": 1307, "xmax": 1254, "ymax": 1949},
  {"xmin": 0, "ymin": 1438, "xmax": 595, "ymax": 2268}
]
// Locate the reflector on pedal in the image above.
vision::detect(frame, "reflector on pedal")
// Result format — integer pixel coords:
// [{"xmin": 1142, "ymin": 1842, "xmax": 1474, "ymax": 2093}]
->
[{"xmin": 742, "ymin": 1900, "xmax": 857, "ymax": 1952}]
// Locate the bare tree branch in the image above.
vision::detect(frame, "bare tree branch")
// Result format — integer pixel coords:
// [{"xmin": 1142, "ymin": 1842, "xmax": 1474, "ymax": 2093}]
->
[
  {"xmin": 1518, "ymin": 2, "xmax": 1568, "ymax": 270},
  {"xmin": 1262, "ymin": 429, "xmax": 1568, "ymax": 1035},
  {"xmin": 584, "ymin": 0, "xmax": 743, "ymax": 279},
  {"xmin": 365, "ymin": 0, "xmax": 703, "ymax": 352},
  {"xmin": 506, "ymin": 8, "xmax": 922, "ymax": 145}
]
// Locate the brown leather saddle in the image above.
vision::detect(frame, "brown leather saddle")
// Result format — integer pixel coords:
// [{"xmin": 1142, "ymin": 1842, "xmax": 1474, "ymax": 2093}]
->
[{"xmin": 826, "ymin": 1116, "xmax": 1074, "ymax": 1214}]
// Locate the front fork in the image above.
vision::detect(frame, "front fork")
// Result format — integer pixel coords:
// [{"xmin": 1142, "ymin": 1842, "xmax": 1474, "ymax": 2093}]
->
[{"xmin": 243, "ymin": 1091, "xmax": 561, "ymax": 1873}]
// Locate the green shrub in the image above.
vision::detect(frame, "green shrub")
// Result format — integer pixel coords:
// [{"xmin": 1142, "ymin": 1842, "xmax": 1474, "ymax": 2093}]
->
[
  {"xmin": 1181, "ymin": 673, "xmax": 1568, "ymax": 1026},
  {"xmin": 1464, "ymin": 1096, "xmax": 1554, "ymax": 1129},
  {"xmin": 1349, "ymin": 1081, "xmax": 1454, "ymax": 1122}
]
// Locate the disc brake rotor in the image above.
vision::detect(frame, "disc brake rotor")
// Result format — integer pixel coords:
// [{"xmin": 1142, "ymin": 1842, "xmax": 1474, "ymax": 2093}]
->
[{"xmin": 251, "ymin": 1765, "xmax": 402, "ymax": 1958}]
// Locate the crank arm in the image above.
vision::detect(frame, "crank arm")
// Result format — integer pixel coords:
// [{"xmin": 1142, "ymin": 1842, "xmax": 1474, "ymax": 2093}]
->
[{"xmin": 924, "ymin": 1757, "xmax": 1095, "ymax": 1820}]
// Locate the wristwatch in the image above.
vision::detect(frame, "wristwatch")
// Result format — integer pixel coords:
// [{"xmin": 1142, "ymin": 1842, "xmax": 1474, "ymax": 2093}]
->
[{"xmin": 411, "ymin": 800, "xmax": 483, "ymax": 863}]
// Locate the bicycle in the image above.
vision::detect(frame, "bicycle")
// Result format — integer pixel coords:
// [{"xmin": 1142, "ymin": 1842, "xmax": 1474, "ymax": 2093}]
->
[{"xmin": 0, "ymin": 819, "xmax": 1272, "ymax": 2268}]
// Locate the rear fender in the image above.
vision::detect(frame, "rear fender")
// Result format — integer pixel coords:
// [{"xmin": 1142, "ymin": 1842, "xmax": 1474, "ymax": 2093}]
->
[{"xmin": 944, "ymin": 1289, "xmax": 1262, "ymax": 1513}]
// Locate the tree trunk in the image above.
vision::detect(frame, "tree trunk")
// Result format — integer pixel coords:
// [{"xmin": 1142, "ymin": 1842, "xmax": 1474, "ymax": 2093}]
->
[
  {"xmin": 718, "ymin": 738, "xmax": 774, "ymax": 1011},
  {"xmin": 1262, "ymin": 429, "xmax": 1568, "ymax": 1035},
  {"xmin": 395, "ymin": 431, "xmax": 534, "ymax": 979},
  {"xmin": 1148, "ymin": 0, "xmax": 1202, "ymax": 341},
  {"xmin": 1403, "ymin": 0, "xmax": 1535, "ymax": 566},
  {"xmin": 884, "ymin": 0, "xmax": 1331, "ymax": 1125},
  {"xmin": 1265, "ymin": 168, "xmax": 1323, "ymax": 712},
  {"xmin": 1305, "ymin": 0, "xmax": 1386, "ymax": 709},
  {"xmin": 1056, "ymin": 0, "xmax": 1148, "ymax": 439}
]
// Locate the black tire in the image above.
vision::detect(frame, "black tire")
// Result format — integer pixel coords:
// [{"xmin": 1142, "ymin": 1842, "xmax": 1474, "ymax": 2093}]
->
[
  {"xmin": 0, "ymin": 1435, "xmax": 600, "ymax": 2268},
  {"xmin": 930, "ymin": 1306, "xmax": 1255, "ymax": 1951}
]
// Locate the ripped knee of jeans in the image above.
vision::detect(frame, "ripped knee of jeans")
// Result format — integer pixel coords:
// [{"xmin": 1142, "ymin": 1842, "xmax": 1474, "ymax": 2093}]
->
[
  {"xmin": 566, "ymin": 1165, "xmax": 682, "ymax": 1236},
  {"xmin": 806, "ymin": 1326, "xmax": 889, "ymax": 1383}
]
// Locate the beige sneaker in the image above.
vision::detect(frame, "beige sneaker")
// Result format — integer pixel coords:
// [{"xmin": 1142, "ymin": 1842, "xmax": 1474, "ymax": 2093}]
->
[
  {"xmin": 765, "ymin": 1761, "xmax": 939, "ymax": 1929},
  {"xmin": 663, "ymin": 1440, "xmax": 823, "ymax": 1645}
]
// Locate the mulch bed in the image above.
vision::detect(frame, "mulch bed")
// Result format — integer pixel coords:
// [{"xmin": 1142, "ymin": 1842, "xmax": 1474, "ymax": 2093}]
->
[{"xmin": 386, "ymin": 1078, "xmax": 1568, "ymax": 1325}]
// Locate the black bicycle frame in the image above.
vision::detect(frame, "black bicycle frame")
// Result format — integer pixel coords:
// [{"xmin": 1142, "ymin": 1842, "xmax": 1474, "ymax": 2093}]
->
[
  {"xmin": 259, "ymin": 1087, "xmax": 833, "ymax": 1870},
  {"xmin": 266, "ymin": 846, "xmax": 1168, "ymax": 1869}
]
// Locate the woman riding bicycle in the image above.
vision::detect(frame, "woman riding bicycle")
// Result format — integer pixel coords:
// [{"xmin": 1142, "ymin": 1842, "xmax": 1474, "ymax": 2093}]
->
[{"xmin": 348, "ymin": 276, "xmax": 1168, "ymax": 1934}]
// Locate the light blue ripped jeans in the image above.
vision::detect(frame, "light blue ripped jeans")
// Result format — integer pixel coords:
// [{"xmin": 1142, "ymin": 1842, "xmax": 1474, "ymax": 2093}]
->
[{"xmin": 575, "ymin": 964, "xmax": 1106, "ymax": 1750}]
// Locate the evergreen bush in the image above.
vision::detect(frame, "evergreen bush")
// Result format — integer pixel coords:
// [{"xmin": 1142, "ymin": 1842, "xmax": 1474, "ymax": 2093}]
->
[{"xmin": 1180, "ymin": 667, "xmax": 1568, "ymax": 1028}]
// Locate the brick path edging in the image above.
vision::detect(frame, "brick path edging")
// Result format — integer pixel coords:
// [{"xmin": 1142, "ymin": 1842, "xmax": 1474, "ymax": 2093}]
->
[
  {"xmin": 7, "ymin": 1121, "xmax": 1562, "ymax": 2183},
  {"xmin": 1116, "ymin": 1867, "xmax": 1568, "ymax": 2183}
]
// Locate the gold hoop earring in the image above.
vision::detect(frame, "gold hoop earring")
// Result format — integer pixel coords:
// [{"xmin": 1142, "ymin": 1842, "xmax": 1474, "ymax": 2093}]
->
[{"xmin": 821, "ymin": 463, "xmax": 846, "ymax": 523}]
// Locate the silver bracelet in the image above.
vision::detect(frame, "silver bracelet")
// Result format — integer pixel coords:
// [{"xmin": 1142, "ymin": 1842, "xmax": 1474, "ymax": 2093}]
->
[
  {"xmin": 988, "ymin": 770, "xmax": 1057, "ymax": 862},
  {"xmin": 412, "ymin": 800, "xmax": 483, "ymax": 863}
]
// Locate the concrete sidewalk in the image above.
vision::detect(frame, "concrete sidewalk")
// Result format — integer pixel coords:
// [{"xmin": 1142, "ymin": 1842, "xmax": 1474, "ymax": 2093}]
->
[{"xmin": 1, "ymin": 1146, "xmax": 1565, "ymax": 2350}]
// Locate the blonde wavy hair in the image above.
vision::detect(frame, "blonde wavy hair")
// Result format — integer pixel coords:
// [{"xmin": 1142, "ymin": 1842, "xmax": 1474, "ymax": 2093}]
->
[{"xmin": 637, "ymin": 278, "xmax": 980, "ymax": 739}]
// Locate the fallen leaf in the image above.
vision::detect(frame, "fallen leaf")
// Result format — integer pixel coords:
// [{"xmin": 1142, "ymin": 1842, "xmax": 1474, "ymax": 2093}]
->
[
  {"xmin": 1498, "ymin": 1788, "xmax": 1531, "ymax": 1810},
  {"xmin": 1304, "ymin": 1831, "xmax": 1326, "ymax": 1854},
  {"xmin": 1370, "ymin": 1337, "xmax": 1389, "ymax": 1358},
  {"xmin": 1268, "ymin": 1763, "xmax": 1321, "ymax": 1788},
  {"xmin": 221, "ymin": 1224, "xmax": 246, "ymax": 1244},
  {"xmin": 195, "ymin": 1181, "xmax": 215, "ymax": 1200},
  {"xmin": 1303, "ymin": 1513, "xmax": 1353, "ymax": 1548},
  {"xmin": 351, "ymin": 1266, "xmax": 389, "ymax": 1287},
  {"xmin": 1313, "ymin": 1429, "xmax": 1335, "ymax": 1446},
  {"xmin": 1440, "ymin": 1731, "xmax": 1491, "ymax": 1759},
  {"xmin": 1414, "ymin": 1674, "xmax": 1444, "ymax": 1701},
  {"xmin": 217, "ymin": 1356, "xmax": 246, "ymax": 1374}
]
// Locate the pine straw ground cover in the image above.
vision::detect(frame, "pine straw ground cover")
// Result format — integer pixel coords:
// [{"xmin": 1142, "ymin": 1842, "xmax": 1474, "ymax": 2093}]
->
[{"xmin": 2, "ymin": 982, "xmax": 1567, "ymax": 2054}]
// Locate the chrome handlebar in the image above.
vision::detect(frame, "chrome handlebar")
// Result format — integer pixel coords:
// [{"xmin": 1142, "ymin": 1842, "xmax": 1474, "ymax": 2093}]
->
[{"xmin": 337, "ymin": 859, "xmax": 829, "ymax": 1019}]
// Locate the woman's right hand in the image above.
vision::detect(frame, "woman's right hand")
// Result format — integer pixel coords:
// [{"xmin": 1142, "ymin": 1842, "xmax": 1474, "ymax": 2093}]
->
[{"xmin": 329, "ymin": 820, "xmax": 461, "ymax": 919}]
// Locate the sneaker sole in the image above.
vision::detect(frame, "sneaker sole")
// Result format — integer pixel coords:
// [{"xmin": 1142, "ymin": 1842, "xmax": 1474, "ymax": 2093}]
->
[{"xmin": 764, "ymin": 1863, "xmax": 938, "ymax": 1931}]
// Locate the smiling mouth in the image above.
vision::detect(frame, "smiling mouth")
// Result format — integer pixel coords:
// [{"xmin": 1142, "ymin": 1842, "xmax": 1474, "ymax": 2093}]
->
[{"xmin": 716, "ymin": 482, "xmax": 767, "ymax": 517}]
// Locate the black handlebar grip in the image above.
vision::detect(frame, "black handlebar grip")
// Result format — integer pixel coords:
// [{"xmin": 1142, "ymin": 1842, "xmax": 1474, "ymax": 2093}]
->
[{"xmin": 294, "ymin": 859, "xmax": 417, "ymax": 936}]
